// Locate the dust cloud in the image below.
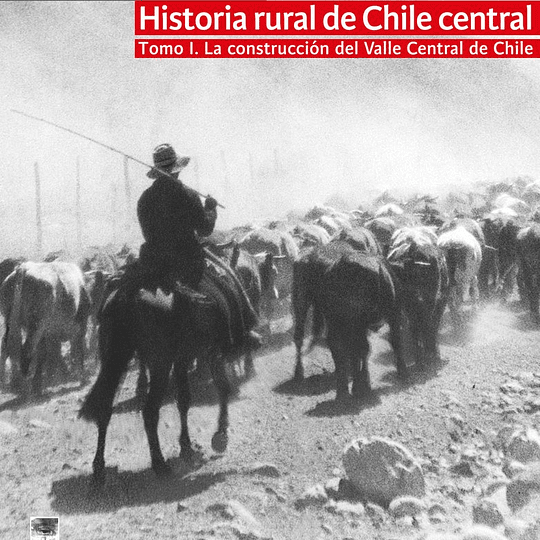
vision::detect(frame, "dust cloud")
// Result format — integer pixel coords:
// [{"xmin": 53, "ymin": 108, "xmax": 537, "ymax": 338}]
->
[{"xmin": 1, "ymin": 1, "xmax": 540, "ymax": 257}]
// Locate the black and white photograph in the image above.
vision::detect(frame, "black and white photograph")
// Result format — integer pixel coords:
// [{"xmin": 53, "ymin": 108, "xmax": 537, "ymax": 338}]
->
[
  {"xmin": 30, "ymin": 517, "xmax": 59, "ymax": 539},
  {"xmin": 1, "ymin": 2, "xmax": 540, "ymax": 539}
]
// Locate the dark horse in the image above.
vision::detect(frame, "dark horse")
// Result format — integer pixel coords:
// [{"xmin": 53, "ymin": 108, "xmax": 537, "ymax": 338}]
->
[{"xmin": 79, "ymin": 262, "xmax": 256, "ymax": 484}]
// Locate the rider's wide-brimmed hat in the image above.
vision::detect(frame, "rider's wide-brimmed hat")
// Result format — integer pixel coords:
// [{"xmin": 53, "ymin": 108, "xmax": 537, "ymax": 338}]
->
[{"xmin": 147, "ymin": 143, "xmax": 190, "ymax": 178}]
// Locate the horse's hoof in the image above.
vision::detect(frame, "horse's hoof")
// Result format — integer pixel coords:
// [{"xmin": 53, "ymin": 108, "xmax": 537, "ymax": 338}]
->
[
  {"xmin": 153, "ymin": 461, "xmax": 172, "ymax": 477},
  {"xmin": 180, "ymin": 442, "xmax": 205, "ymax": 463},
  {"xmin": 211, "ymin": 431, "xmax": 228, "ymax": 453}
]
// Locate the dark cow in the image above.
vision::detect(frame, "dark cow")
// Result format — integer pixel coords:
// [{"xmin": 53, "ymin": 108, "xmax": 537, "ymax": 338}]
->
[
  {"xmin": 364, "ymin": 217, "xmax": 398, "ymax": 256},
  {"xmin": 292, "ymin": 241, "xmax": 407, "ymax": 401},
  {"xmin": 0, "ymin": 257, "xmax": 25, "ymax": 286},
  {"xmin": 388, "ymin": 227, "xmax": 449, "ymax": 364},
  {"xmin": 479, "ymin": 217, "xmax": 501, "ymax": 299},
  {"xmin": 479, "ymin": 218, "xmax": 521, "ymax": 301},
  {"xmin": 335, "ymin": 227, "xmax": 382, "ymax": 256},
  {"xmin": 206, "ymin": 242, "xmax": 265, "ymax": 316},
  {"xmin": 78, "ymin": 244, "xmax": 139, "ymax": 360},
  {"xmin": 239, "ymin": 227, "xmax": 299, "ymax": 320},
  {"xmin": 516, "ymin": 224, "xmax": 540, "ymax": 321},
  {"xmin": 0, "ymin": 261, "xmax": 91, "ymax": 395},
  {"xmin": 290, "ymin": 221, "xmax": 331, "ymax": 250},
  {"xmin": 497, "ymin": 220, "xmax": 521, "ymax": 300}
]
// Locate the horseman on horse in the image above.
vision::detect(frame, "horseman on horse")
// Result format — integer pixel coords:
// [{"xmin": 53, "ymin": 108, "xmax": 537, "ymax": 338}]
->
[
  {"xmin": 136, "ymin": 143, "xmax": 261, "ymax": 350},
  {"xmin": 80, "ymin": 143, "xmax": 261, "ymax": 484}
]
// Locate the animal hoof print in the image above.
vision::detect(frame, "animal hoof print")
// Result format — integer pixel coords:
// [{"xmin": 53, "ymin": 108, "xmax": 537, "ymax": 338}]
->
[{"xmin": 211, "ymin": 431, "xmax": 228, "ymax": 453}]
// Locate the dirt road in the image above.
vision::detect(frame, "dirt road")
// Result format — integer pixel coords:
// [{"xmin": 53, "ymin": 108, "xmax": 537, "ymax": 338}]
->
[{"xmin": 1, "ymin": 299, "xmax": 539, "ymax": 540}]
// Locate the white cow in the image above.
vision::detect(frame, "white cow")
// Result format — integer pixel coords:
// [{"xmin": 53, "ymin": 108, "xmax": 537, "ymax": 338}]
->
[
  {"xmin": 437, "ymin": 226, "xmax": 483, "ymax": 324},
  {"xmin": 0, "ymin": 261, "xmax": 91, "ymax": 395}
]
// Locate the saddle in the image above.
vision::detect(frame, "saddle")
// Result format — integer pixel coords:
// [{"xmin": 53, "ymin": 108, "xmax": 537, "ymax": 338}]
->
[{"xmin": 106, "ymin": 255, "xmax": 258, "ymax": 353}]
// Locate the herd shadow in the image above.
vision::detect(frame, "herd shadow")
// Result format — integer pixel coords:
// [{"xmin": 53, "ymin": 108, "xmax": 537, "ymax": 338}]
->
[
  {"xmin": 274, "ymin": 346, "xmax": 446, "ymax": 418},
  {"xmin": 0, "ymin": 382, "xmax": 83, "ymax": 413},
  {"xmin": 304, "ymin": 358, "xmax": 446, "ymax": 418},
  {"xmin": 274, "ymin": 370, "xmax": 336, "ymax": 397},
  {"xmin": 50, "ymin": 457, "xmax": 235, "ymax": 515},
  {"xmin": 112, "ymin": 364, "xmax": 248, "ymax": 416}
]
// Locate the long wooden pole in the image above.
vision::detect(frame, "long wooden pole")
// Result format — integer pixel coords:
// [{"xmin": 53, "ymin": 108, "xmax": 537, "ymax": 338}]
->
[
  {"xmin": 193, "ymin": 156, "xmax": 200, "ymax": 191},
  {"xmin": 34, "ymin": 162, "xmax": 43, "ymax": 258},
  {"xmin": 123, "ymin": 155, "xmax": 131, "ymax": 237},
  {"xmin": 11, "ymin": 109, "xmax": 224, "ymax": 208},
  {"xmin": 221, "ymin": 149, "xmax": 230, "ymax": 195},
  {"xmin": 111, "ymin": 180, "xmax": 118, "ymax": 245},
  {"xmin": 76, "ymin": 156, "xmax": 82, "ymax": 252}
]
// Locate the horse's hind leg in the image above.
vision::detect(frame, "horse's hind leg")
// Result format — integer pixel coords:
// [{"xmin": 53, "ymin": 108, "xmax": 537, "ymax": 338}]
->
[
  {"xmin": 143, "ymin": 360, "xmax": 172, "ymax": 476},
  {"xmin": 135, "ymin": 355, "xmax": 148, "ymax": 408},
  {"xmin": 209, "ymin": 351, "xmax": 231, "ymax": 453},
  {"xmin": 173, "ymin": 360, "xmax": 196, "ymax": 461}
]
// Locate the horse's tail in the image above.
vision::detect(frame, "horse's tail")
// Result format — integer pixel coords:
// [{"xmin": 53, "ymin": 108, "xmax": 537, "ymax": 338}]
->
[
  {"xmin": 79, "ymin": 291, "xmax": 134, "ymax": 424},
  {"xmin": 292, "ymin": 260, "xmax": 312, "ymax": 351}
]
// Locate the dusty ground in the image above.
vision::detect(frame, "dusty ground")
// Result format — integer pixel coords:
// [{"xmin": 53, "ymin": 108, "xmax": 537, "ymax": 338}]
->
[{"xmin": 1, "ymin": 298, "xmax": 540, "ymax": 540}]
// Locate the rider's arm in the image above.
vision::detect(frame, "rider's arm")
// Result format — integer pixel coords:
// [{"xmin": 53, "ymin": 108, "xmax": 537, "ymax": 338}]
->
[{"xmin": 184, "ymin": 187, "xmax": 217, "ymax": 237}]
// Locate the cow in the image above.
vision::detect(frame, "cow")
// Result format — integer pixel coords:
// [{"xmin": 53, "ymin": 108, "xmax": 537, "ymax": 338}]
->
[
  {"xmin": 364, "ymin": 217, "xmax": 398, "ymax": 256},
  {"xmin": 497, "ymin": 220, "xmax": 521, "ymax": 300},
  {"xmin": 387, "ymin": 227, "xmax": 449, "ymax": 364},
  {"xmin": 478, "ymin": 217, "xmax": 502, "ymax": 299},
  {"xmin": 0, "ymin": 257, "xmax": 25, "ymax": 286},
  {"xmin": 516, "ymin": 224, "xmax": 540, "ymax": 322},
  {"xmin": 479, "ymin": 217, "xmax": 521, "ymax": 301},
  {"xmin": 437, "ymin": 226, "xmax": 483, "ymax": 326},
  {"xmin": 0, "ymin": 261, "xmax": 91, "ymax": 396},
  {"xmin": 335, "ymin": 227, "xmax": 382, "ymax": 256},
  {"xmin": 290, "ymin": 221, "xmax": 331, "ymax": 250},
  {"xmin": 440, "ymin": 217, "xmax": 486, "ymax": 247},
  {"xmin": 239, "ymin": 227, "xmax": 299, "ymax": 320},
  {"xmin": 292, "ymin": 241, "xmax": 407, "ymax": 401}
]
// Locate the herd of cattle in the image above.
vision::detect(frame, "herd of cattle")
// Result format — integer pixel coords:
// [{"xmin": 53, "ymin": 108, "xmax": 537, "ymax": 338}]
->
[{"xmin": 1, "ymin": 194, "xmax": 540, "ymax": 403}]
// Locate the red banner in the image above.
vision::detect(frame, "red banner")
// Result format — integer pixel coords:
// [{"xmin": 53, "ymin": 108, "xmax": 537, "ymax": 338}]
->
[
  {"xmin": 135, "ymin": 38, "xmax": 540, "ymax": 57},
  {"xmin": 135, "ymin": 1, "xmax": 540, "ymax": 36}
]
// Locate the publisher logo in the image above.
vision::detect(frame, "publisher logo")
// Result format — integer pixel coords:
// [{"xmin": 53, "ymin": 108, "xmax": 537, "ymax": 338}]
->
[{"xmin": 30, "ymin": 517, "xmax": 59, "ymax": 540}]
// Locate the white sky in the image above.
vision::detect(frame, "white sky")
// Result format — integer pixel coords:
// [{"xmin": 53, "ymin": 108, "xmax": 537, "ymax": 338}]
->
[{"xmin": 1, "ymin": 1, "xmax": 540, "ymax": 257}]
